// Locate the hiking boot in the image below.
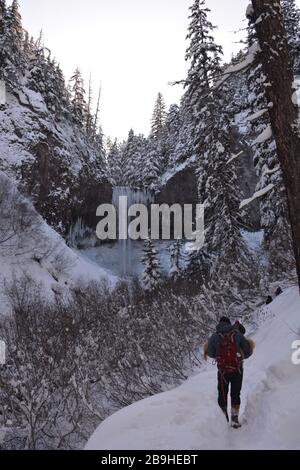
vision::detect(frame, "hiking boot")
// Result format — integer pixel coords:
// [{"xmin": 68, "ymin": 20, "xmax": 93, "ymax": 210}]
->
[{"xmin": 231, "ymin": 406, "xmax": 241, "ymax": 429}]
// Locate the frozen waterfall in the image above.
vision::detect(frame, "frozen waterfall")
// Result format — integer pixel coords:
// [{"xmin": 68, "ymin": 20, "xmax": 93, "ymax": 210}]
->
[{"xmin": 112, "ymin": 186, "xmax": 154, "ymax": 277}]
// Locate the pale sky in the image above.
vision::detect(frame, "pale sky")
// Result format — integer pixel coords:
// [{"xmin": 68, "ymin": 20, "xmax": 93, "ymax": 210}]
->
[{"xmin": 13, "ymin": 0, "xmax": 300, "ymax": 140}]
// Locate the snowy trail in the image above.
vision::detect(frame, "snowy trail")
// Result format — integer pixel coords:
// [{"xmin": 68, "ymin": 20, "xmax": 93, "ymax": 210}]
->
[{"xmin": 86, "ymin": 288, "xmax": 300, "ymax": 450}]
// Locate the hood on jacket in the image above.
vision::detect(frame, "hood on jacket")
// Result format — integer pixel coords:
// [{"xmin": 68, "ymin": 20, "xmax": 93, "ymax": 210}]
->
[{"xmin": 216, "ymin": 321, "xmax": 234, "ymax": 335}]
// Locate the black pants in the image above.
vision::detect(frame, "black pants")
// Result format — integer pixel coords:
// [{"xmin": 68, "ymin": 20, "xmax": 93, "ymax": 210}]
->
[{"xmin": 218, "ymin": 370, "xmax": 243, "ymax": 409}]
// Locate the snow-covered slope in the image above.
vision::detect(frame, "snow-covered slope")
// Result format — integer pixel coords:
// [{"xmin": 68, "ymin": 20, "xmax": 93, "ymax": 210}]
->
[
  {"xmin": 0, "ymin": 173, "xmax": 117, "ymax": 314},
  {"xmin": 86, "ymin": 287, "xmax": 300, "ymax": 450},
  {"xmin": 0, "ymin": 237, "xmax": 117, "ymax": 315}
]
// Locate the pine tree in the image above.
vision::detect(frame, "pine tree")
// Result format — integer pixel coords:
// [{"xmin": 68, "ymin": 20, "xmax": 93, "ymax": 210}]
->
[
  {"xmin": 8, "ymin": 0, "xmax": 23, "ymax": 48},
  {"xmin": 93, "ymin": 82, "xmax": 102, "ymax": 139},
  {"xmin": 169, "ymin": 239, "xmax": 182, "ymax": 281},
  {"xmin": 0, "ymin": 0, "xmax": 23, "ymax": 82},
  {"xmin": 150, "ymin": 92, "xmax": 166, "ymax": 139},
  {"xmin": 171, "ymin": 94, "xmax": 195, "ymax": 167},
  {"xmin": 69, "ymin": 68, "xmax": 87, "ymax": 126},
  {"xmin": 26, "ymin": 33, "xmax": 48, "ymax": 95},
  {"xmin": 184, "ymin": 0, "xmax": 223, "ymax": 114},
  {"xmin": 41, "ymin": 54, "xmax": 69, "ymax": 117},
  {"xmin": 141, "ymin": 140, "xmax": 161, "ymax": 190},
  {"xmin": 107, "ymin": 139, "xmax": 122, "ymax": 185},
  {"xmin": 164, "ymin": 104, "xmax": 182, "ymax": 168},
  {"xmin": 196, "ymin": 85, "xmax": 252, "ymax": 285},
  {"xmin": 0, "ymin": 0, "xmax": 5, "ymax": 18},
  {"xmin": 85, "ymin": 73, "xmax": 93, "ymax": 136},
  {"xmin": 183, "ymin": 0, "xmax": 223, "ymax": 178},
  {"xmin": 142, "ymin": 238, "xmax": 161, "ymax": 291},
  {"xmin": 184, "ymin": 0, "xmax": 226, "ymax": 279},
  {"xmin": 122, "ymin": 129, "xmax": 138, "ymax": 187},
  {"xmin": 281, "ymin": 0, "xmax": 300, "ymax": 74},
  {"xmin": 0, "ymin": 0, "xmax": 7, "ymax": 77}
]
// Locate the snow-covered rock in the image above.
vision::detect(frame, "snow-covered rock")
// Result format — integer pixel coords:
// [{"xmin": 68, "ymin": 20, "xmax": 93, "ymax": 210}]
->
[{"xmin": 0, "ymin": 83, "xmax": 108, "ymax": 234}]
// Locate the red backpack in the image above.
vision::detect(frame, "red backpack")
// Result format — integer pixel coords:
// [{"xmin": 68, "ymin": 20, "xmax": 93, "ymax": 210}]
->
[{"xmin": 216, "ymin": 332, "xmax": 242, "ymax": 374}]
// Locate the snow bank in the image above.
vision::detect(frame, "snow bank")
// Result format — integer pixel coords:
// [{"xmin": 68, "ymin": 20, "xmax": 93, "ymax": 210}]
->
[{"xmin": 86, "ymin": 287, "xmax": 300, "ymax": 450}]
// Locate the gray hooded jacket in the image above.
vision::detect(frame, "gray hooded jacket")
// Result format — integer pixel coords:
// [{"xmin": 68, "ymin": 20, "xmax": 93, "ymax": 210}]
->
[{"xmin": 207, "ymin": 321, "xmax": 252, "ymax": 362}]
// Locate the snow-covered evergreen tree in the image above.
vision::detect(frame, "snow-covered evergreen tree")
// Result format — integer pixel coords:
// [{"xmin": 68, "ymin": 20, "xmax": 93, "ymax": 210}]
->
[
  {"xmin": 7, "ymin": 0, "xmax": 23, "ymax": 49},
  {"xmin": 0, "ymin": 0, "xmax": 7, "ymax": 78},
  {"xmin": 92, "ymin": 83, "xmax": 102, "ymax": 140},
  {"xmin": 85, "ymin": 74, "xmax": 94, "ymax": 136},
  {"xmin": 26, "ymin": 33, "xmax": 48, "ymax": 95},
  {"xmin": 69, "ymin": 68, "xmax": 87, "ymax": 126},
  {"xmin": 0, "ymin": 0, "xmax": 23, "ymax": 82},
  {"xmin": 170, "ymin": 95, "xmax": 195, "ymax": 168},
  {"xmin": 133, "ymin": 134, "xmax": 148, "ymax": 187},
  {"xmin": 196, "ymin": 82, "xmax": 252, "ymax": 284},
  {"xmin": 281, "ymin": 0, "xmax": 300, "ymax": 74},
  {"xmin": 142, "ymin": 238, "xmax": 161, "ymax": 291},
  {"xmin": 169, "ymin": 239, "xmax": 183, "ymax": 281},
  {"xmin": 184, "ymin": 0, "xmax": 225, "ymax": 278},
  {"xmin": 184, "ymin": 0, "xmax": 222, "ymax": 115},
  {"xmin": 150, "ymin": 92, "xmax": 166, "ymax": 139},
  {"xmin": 164, "ymin": 104, "xmax": 182, "ymax": 168},
  {"xmin": 122, "ymin": 129, "xmax": 140, "ymax": 187},
  {"xmin": 141, "ymin": 140, "xmax": 161, "ymax": 190},
  {"xmin": 107, "ymin": 138, "xmax": 122, "ymax": 185},
  {"xmin": 42, "ymin": 54, "xmax": 69, "ymax": 116}
]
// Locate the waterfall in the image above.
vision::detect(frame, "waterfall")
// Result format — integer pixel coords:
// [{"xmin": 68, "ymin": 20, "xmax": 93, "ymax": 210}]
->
[
  {"xmin": 68, "ymin": 217, "xmax": 87, "ymax": 247},
  {"xmin": 112, "ymin": 187, "xmax": 154, "ymax": 278}
]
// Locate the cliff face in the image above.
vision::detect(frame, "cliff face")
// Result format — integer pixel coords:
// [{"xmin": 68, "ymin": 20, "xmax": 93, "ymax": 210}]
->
[
  {"xmin": 155, "ymin": 131, "xmax": 260, "ymax": 232},
  {"xmin": 156, "ymin": 162, "xmax": 198, "ymax": 207},
  {"xmin": 0, "ymin": 82, "xmax": 110, "ymax": 236}
]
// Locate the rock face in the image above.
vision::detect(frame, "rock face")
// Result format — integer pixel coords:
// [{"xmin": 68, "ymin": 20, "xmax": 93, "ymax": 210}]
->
[
  {"xmin": 154, "ymin": 164, "xmax": 198, "ymax": 240},
  {"xmin": 0, "ymin": 85, "xmax": 107, "ymax": 236},
  {"xmin": 155, "ymin": 165, "xmax": 198, "ymax": 207},
  {"xmin": 155, "ymin": 129, "xmax": 260, "ymax": 233},
  {"xmin": 236, "ymin": 139, "xmax": 261, "ymax": 230},
  {"xmin": 73, "ymin": 181, "xmax": 113, "ymax": 229}
]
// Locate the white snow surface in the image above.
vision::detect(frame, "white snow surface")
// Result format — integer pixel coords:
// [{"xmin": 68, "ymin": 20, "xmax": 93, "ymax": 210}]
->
[
  {"xmin": 217, "ymin": 43, "xmax": 260, "ymax": 88},
  {"xmin": 253, "ymin": 125, "xmax": 273, "ymax": 145},
  {"xmin": 86, "ymin": 287, "xmax": 300, "ymax": 450},
  {"xmin": 227, "ymin": 151, "xmax": 244, "ymax": 165},
  {"xmin": 241, "ymin": 230, "xmax": 264, "ymax": 253},
  {"xmin": 240, "ymin": 184, "xmax": 274, "ymax": 209},
  {"xmin": 246, "ymin": 108, "xmax": 268, "ymax": 122},
  {"xmin": 160, "ymin": 155, "xmax": 197, "ymax": 188}
]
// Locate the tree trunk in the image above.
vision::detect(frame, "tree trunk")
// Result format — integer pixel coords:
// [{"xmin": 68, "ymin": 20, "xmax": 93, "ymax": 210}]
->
[{"xmin": 252, "ymin": 0, "xmax": 300, "ymax": 288}]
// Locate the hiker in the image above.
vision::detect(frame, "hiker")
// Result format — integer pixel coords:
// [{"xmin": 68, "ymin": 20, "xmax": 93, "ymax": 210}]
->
[
  {"xmin": 204, "ymin": 317, "xmax": 254, "ymax": 429},
  {"xmin": 275, "ymin": 286, "xmax": 283, "ymax": 297},
  {"xmin": 266, "ymin": 295, "xmax": 273, "ymax": 305}
]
